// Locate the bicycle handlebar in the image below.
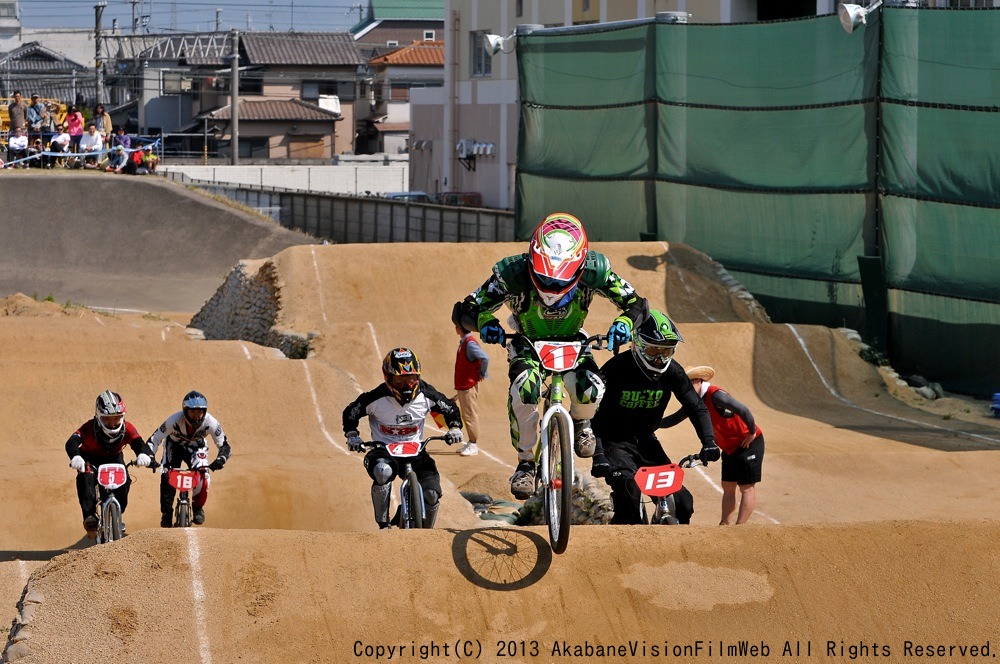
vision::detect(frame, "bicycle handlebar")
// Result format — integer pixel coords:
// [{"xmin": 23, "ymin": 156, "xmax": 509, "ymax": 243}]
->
[
  {"xmin": 678, "ymin": 454, "xmax": 707, "ymax": 469},
  {"xmin": 505, "ymin": 332, "xmax": 609, "ymax": 352},
  {"xmin": 357, "ymin": 435, "xmax": 449, "ymax": 452}
]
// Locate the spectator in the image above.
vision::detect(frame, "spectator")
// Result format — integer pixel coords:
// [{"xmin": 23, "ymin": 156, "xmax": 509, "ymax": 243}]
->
[
  {"xmin": 26, "ymin": 94, "xmax": 47, "ymax": 145},
  {"xmin": 79, "ymin": 124, "xmax": 103, "ymax": 168},
  {"xmin": 28, "ymin": 138, "xmax": 44, "ymax": 167},
  {"xmin": 123, "ymin": 145, "xmax": 145, "ymax": 175},
  {"xmin": 6, "ymin": 127, "xmax": 29, "ymax": 167},
  {"xmin": 451, "ymin": 302, "xmax": 488, "ymax": 457},
  {"xmin": 65, "ymin": 105, "xmax": 85, "ymax": 153},
  {"xmin": 105, "ymin": 145, "xmax": 129, "ymax": 173},
  {"xmin": 7, "ymin": 91, "xmax": 27, "ymax": 132},
  {"xmin": 112, "ymin": 126, "xmax": 131, "ymax": 151},
  {"xmin": 92, "ymin": 104, "xmax": 113, "ymax": 147},
  {"xmin": 47, "ymin": 124, "xmax": 71, "ymax": 168},
  {"xmin": 660, "ymin": 365, "xmax": 765, "ymax": 525},
  {"xmin": 141, "ymin": 145, "xmax": 159, "ymax": 173}
]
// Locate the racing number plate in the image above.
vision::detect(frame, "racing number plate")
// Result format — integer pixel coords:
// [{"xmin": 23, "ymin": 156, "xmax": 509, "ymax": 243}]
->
[
  {"xmin": 167, "ymin": 469, "xmax": 201, "ymax": 491},
  {"xmin": 385, "ymin": 442, "xmax": 421, "ymax": 457},
  {"xmin": 534, "ymin": 341, "xmax": 582, "ymax": 372},
  {"xmin": 634, "ymin": 464, "xmax": 685, "ymax": 497},
  {"xmin": 97, "ymin": 463, "xmax": 128, "ymax": 489}
]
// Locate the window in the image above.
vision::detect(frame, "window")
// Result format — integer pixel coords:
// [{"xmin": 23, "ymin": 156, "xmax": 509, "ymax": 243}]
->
[
  {"xmin": 423, "ymin": 30, "xmax": 435, "ymax": 40},
  {"xmin": 302, "ymin": 81, "xmax": 344, "ymax": 101},
  {"xmin": 516, "ymin": 0, "xmax": 523, "ymax": 17},
  {"xmin": 471, "ymin": 31, "xmax": 492, "ymax": 77},
  {"xmin": 386, "ymin": 40, "xmax": 399, "ymax": 47},
  {"xmin": 582, "ymin": 0, "xmax": 590, "ymax": 10}
]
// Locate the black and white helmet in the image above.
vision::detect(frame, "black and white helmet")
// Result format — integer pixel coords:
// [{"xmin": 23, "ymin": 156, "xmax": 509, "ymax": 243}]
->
[
  {"xmin": 95, "ymin": 390, "xmax": 126, "ymax": 441},
  {"xmin": 182, "ymin": 390, "xmax": 208, "ymax": 428}
]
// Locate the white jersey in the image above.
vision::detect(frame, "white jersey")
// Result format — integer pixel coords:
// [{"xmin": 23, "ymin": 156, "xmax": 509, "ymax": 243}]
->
[
  {"xmin": 148, "ymin": 411, "xmax": 227, "ymax": 453},
  {"xmin": 342, "ymin": 382, "xmax": 462, "ymax": 445}
]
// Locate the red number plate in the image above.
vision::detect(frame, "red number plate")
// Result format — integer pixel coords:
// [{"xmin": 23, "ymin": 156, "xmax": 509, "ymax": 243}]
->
[
  {"xmin": 168, "ymin": 469, "xmax": 201, "ymax": 491},
  {"xmin": 97, "ymin": 463, "xmax": 127, "ymax": 489},
  {"xmin": 536, "ymin": 341, "xmax": 581, "ymax": 372},
  {"xmin": 634, "ymin": 464, "xmax": 685, "ymax": 497},
  {"xmin": 385, "ymin": 442, "xmax": 421, "ymax": 457}
]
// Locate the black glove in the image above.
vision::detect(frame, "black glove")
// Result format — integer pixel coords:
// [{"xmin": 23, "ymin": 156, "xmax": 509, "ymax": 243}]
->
[
  {"xmin": 699, "ymin": 442, "xmax": 721, "ymax": 464},
  {"xmin": 208, "ymin": 457, "xmax": 227, "ymax": 471},
  {"xmin": 591, "ymin": 453, "xmax": 611, "ymax": 479},
  {"xmin": 346, "ymin": 430, "xmax": 364, "ymax": 453}
]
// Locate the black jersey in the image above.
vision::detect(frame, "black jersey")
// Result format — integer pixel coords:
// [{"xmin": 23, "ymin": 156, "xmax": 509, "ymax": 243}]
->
[{"xmin": 592, "ymin": 352, "xmax": 714, "ymax": 445}]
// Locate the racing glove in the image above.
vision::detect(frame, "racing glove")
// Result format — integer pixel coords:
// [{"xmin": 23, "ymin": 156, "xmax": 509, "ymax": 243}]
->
[
  {"xmin": 208, "ymin": 457, "xmax": 226, "ymax": 471},
  {"xmin": 479, "ymin": 320, "xmax": 506, "ymax": 345},
  {"xmin": 606, "ymin": 317, "xmax": 631, "ymax": 352},
  {"xmin": 444, "ymin": 427, "xmax": 463, "ymax": 445},
  {"xmin": 346, "ymin": 431, "xmax": 364, "ymax": 452},
  {"xmin": 135, "ymin": 453, "xmax": 152, "ymax": 468},
  {"xmin": 590, "ymin": 452, "xmax": 611, "ymax": 479},
  {"xmin": 699, "ymin": 441, "xmax": 722, "ymax": 464},
  {"xmin": 69, "ymin": 455, "xmax": 86, "ymax": 473}
]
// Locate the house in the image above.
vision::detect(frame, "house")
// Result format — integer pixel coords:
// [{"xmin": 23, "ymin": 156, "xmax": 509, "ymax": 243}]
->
[
  {"xmin": 0, "ymin": 42, "xmax": 93, "ymax": 107},
  {"xmin": 360, "ymin": 40, "xmax": 443, "ymax": 155},
  {"xmin": 351, "ymin": 0, "xmax": 444, "ymax": 51}
]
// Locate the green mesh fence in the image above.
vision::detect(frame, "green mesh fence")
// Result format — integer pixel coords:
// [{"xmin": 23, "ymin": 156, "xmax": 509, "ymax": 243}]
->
[{"xmin": 515, "ymin": 9, "xmax": 1000, "ymax": 396}]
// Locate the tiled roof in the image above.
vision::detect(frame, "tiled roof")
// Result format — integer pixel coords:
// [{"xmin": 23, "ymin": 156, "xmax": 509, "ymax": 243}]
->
[
  {"xmin": 0, "ymin": 41, "xmax": 87, "ymax": 70},
  {"xmin": 369, "ymin": 40, "xmax": 443, "ymax": 66},
  {"xmin": 370, "ymin": 0, "xmax": 443, "ymax": 20},
  {"xmin": 202, "ymin": 99, "xmax": 342, "ymax": 121},
  {"xmin": 241, "ymin": 32, "xmax": 365, "ymax": 66}
]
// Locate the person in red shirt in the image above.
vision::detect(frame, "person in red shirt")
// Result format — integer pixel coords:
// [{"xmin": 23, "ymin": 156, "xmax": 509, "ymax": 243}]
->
[
  {"xmin": 660, "ymin": 366, "xmax": 764, "ymax": 525},
  {"xmin": 66, "ymin": 391, "xmax": 155, "ymax": 538},
  {"xmin": 451, "ymin": 303, "xmax": 489, "ymax": 457}
]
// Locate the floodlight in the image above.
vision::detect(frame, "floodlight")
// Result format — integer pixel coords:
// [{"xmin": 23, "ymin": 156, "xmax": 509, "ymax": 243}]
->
[
  {"xmin": 483, "ymin": 29, "xmax": 516, "ymax": 55},
  {"xmin": 839, "ymin": 1, "xmax": 883, "ymax": 34}
]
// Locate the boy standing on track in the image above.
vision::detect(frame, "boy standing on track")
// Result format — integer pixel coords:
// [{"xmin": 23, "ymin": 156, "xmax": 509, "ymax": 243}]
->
[
  {"xmin": 452, "ymin": 303, "xmax": 489, "ymax": 457},
  {"xmin": 660, "ymin": 366, "xmax": 764, "ymax": 525},
  {"xmin": 66, "ymin": 390, "xmax": 154, "ymax": 538}
]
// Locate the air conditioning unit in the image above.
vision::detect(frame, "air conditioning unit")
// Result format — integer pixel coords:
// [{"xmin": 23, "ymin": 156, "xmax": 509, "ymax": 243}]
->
[
  {"xmin": 180, "ymin": 77, "xmax": 193, "ymax": 92},
  {"xmin": 456, "ymin": 139, "xmax": 475, "ymax": 159}
]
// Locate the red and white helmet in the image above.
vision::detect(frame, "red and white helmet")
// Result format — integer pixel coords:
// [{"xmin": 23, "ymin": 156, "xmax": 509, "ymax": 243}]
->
[{"xmin": 528, "ymin": 213, "xmax": 589, "ymax": 308}]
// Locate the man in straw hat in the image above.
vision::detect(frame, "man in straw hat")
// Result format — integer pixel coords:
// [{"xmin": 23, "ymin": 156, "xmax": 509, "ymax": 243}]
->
[
  {"xmin": 589, "ymin": 310, "xmax": 720, "ymax": 524},
  {"xmin": 661, "ymin": 365, "xmax": 765, "ymax": 525}
]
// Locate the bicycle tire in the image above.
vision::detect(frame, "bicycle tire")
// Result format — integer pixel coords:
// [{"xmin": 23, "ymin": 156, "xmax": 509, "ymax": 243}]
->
[
  {"xmin": 105, "ymin": 500, "xmax": 123, "ymax": 542},
  {"xmin": 638, "ymin": 493, "xmax": 650, "ymax": 526},
  {"xmin": 402, "ymin": 470, "xmax": 423, "ymax": 529},
  {"xmin": 176, "ymin": 497, "xmax": 192, "ymax": 528},
  {"xmin": 544, "ymin": 409, "xmax": 573, "ymax": 554}
]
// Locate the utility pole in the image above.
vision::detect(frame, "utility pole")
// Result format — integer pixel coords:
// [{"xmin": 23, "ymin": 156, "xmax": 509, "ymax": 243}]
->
[
  {"xmin": 230, "ymin": 29, "xmax": 239, "ymax": 165},
  {"xmin": 130, "ymin": 0, "xmax": 138, "ymax": 34},
  {"xmin": 215, "ymin": 8, "xmax": 221, "ymax": 31},
  {"xmin": 94, "ymin": 0, "xmax": 105, "ymax": 107}
]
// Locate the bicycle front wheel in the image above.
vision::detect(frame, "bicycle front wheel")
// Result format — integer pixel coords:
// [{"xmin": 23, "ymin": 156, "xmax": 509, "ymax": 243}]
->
[
  {"xmin": 401, "ymin": 471, "xmax": 423, "ymax": 529},
  {"xmin": 176, "ymin": 498, "xmax": 192, "ymax": 528},
  {"xmin": 104, "ymin": 500, "xmax": 123, "ymax": 542},
  {"xmin": 543, "ymin": 409, "xmax": 573, "ymax": 554}
]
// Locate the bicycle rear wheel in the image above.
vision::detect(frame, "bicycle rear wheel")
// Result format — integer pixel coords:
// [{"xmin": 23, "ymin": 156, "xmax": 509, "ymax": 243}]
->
[
  {"xmin": 401, "ymin": 471, "xmax": 423, "ymax": 529},
  {"xmin": 104, "ymin": 500, "xmax": 123, "ymax": 542},
  {"xmin": 543, "ymin": 410, "xmax": 573, "ymax": 554}
]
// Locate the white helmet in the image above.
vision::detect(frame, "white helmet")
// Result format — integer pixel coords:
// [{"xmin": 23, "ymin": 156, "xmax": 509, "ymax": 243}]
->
[{"xmin": 95, "ymin": 390, "xmax": 126, "ymax": 441}]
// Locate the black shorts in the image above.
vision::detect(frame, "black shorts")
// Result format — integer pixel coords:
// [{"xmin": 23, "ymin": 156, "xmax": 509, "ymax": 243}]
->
[{"xmin": 720, "ymin": 434, "xmax": 764, "ymax": 485}]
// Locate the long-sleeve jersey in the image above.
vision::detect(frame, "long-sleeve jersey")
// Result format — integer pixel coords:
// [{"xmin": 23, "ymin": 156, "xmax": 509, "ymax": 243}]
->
[
  {"xmin": 457, "ymin": 251, "xmax": 648, "ymax": 340},
  {"xmin": 592, "ymin": 353, "xmax": 715, "ymax": 446},
  {"xmin": 147, "ymin": 411, "xmax": 231, "ymax": 461},
  {"xmin": 66, "ymin": 419, "xmax": 150, "ymax": 462},
  {"xmin": 661, "ymin": 384, "xmax": 761, "ymax": 455},
  {"xmin": 343, "ymin": 381, "xmax": 462, "ymax": 444}
]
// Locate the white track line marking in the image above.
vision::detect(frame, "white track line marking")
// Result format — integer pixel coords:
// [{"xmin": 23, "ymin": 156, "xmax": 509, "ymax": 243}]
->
[
  {"xmin": 309, "ymin": 247, "xmax": 330, "ymax": 325},
  {"xmin": 303, "ymin": 362, "xmax": 349, "ymax": 455},
  {"xmin": 161, "ymin": 330, "xmax": 166, "ymax": 342},
  {"xmin": 786, "ymin": 324, "xmax": 1000, "ymax": 446},
  {"xmin": 92, "ymin": 316, "xmax": 105, "ymax": 327},
  {"xmin": 239, "ymin": 343, "xmax": 252, "ymax": 360},
  {"xmin": 367, "ymin": 322, "xmax": 381, "ymax": 359},
  {"xmin": 184, "ymin": 529, "xmax": 213, "ymax": 664}
]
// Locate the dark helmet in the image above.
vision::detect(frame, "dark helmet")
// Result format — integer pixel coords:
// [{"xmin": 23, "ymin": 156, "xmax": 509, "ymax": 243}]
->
[
  {"xmin": 182, "ymin": 390, "xmax": 208, "ymax": 428},
  {"xmin": 382, "ymin": 348, "xmax": 421, "ymax": 404},
  {"xmin": 631, "ymin": 310, "xmax": 683, "ymax": 379},
  {"xmin": 95, "ymin": 390, "xmax": 126, "ymax": 441}
]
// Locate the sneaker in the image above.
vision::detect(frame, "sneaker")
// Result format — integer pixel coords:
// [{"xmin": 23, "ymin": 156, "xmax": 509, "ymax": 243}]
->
[
  {"xmin": 193, "ymin": 509, "xmax": 206, "ymax": 525},
  {"xmin": 160, "ymin": 513, "xmax": 172, "ymax": 528},
  {"xmin": 377, "ymin": 522, "xmax": 392, "ymax": 530},
  {"xmin": 458, "ymin": 442, "xmax": 479, "ymax": 457},
  {"xmin": 83, "ymin": 515, "xmax": 99, "ymax": 539},
  {"xmin": 573, "ymin": 419, "xmax": 596, "ymax": 457},
  {"xmin": 509, "ymin": 461, "xmax": 536, "ymax": 500}
]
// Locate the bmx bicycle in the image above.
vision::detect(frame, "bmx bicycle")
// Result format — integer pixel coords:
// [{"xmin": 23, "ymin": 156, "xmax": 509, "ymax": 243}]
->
[
  {"xmin": 88, "ymin": 460, "xmax": 150, "ymax": 543},
  {"xmin": 358, "ymin": 435, "xmax": 448, "ymax": 529},
  {"xmin": 508, "ymin": 332, "xmax": 607, "ymax": 554},
  {"xmin": 152, "ymin": 449, "xmax": 211, "ymax": 528},
  {"xmin": 632, "ymin": 454, "xmax": 704, "ymax": 525}
]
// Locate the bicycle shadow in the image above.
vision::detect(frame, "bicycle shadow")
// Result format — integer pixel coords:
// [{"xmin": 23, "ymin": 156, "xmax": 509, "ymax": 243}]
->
[
  {"xmin": 448, "ymin": 527, "xmax": 552, "ymax": 591},
  {"xmin": 0, "ymin": 535, "xmax": 107, "ymax": 561}
]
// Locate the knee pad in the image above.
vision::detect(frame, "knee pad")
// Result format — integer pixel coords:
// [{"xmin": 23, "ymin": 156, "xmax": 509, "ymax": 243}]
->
[
  {"xmin": 423, "ymin": 488, "xmax": 440, "ymax": 506},
  {"xmin": 371, "ymin": 483, "xmax": 392, "ymax": 524},
  {"xmin": 566, "ymin": 369, "xmax": 605, "ymax": 418},
  {"xmin": 371, "ymin": 459, "xmax": 395, "ymax": 486},
  {"xmin": 422, "ymin": 498, "xmax": 440, "ymax": 528},
  {"xmin": 511, "ymin": 367, "xmax": 542, "ymax": 406}
]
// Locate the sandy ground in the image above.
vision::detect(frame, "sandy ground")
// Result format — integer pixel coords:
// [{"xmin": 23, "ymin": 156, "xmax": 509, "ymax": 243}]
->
[{"xmin": 2, "ymin": 175, "xmax": 1000, "ymax": 663}]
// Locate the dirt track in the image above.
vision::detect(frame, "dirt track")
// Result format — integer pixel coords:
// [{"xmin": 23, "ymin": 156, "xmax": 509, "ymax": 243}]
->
[{"xmin": 2, "ymin": 175, "xmax": 1000, "ymax": 663}]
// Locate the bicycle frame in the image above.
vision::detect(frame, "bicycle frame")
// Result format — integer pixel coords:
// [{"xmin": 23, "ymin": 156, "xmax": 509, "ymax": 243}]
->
[
  {"xmin": 94, "ymin": 463, "xmax": 129, "ymax": 543},
  {"xmin": 166, "ymin": 468, "xmax": 205, "ymax": 528},
  {"xmin": 633, "ymin": 454, "xmax": 703, "ymax": 525},
  {"xmin": 360, "ymin": 436, "xmax": 446, "ymax": 529}
]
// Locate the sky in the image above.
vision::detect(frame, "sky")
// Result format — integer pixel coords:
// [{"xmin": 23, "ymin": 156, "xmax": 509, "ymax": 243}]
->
[{"xmin": 17, "ymin": 0, "xmax": 363, "ymax": 33}]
